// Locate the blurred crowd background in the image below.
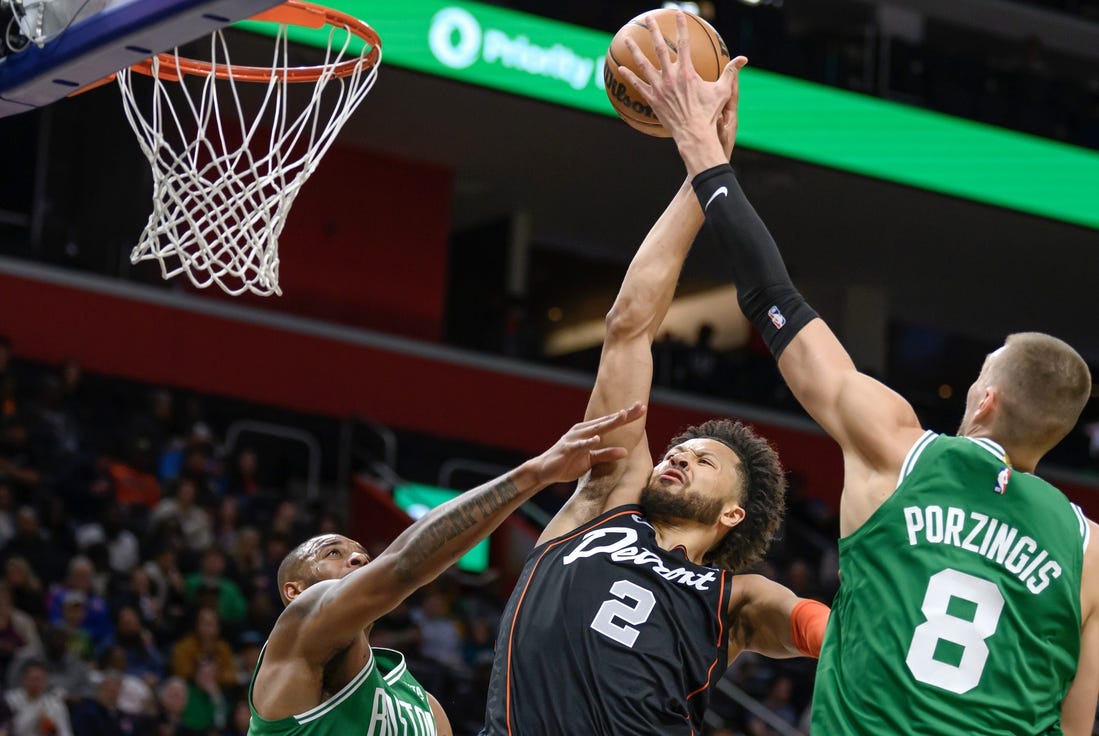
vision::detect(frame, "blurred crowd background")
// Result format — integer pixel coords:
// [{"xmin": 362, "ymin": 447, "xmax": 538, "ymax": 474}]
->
[
  {"xmin": 0, "ymin": 339, "xmax": 846, "ymax": 735},
  {"xmin": 0, "ymin": 1, "xmax": 1097, "ymax": 735}
]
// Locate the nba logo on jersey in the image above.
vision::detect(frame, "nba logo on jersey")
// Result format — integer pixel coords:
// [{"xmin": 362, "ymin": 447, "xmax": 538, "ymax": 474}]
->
[
  {"xmin": 994, "ymin": 466, "xmax": 1011, "ymax": 495},
  {"xmin": 768, "ymin": 306, "xmax": 787, "ymax": 329}
]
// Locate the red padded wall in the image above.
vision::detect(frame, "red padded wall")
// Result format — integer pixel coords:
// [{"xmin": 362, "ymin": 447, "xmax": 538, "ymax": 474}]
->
[
  {"xmin": 201, "ymin": 145, "xmax": 452, "ymax": 341},
  {"xmin": 3, "ymin": 270, "xmax": 1096, "ymax": 520},
  {"xmin": 0, "ymin": 271, "xmax": 844, "ymax": 498}
]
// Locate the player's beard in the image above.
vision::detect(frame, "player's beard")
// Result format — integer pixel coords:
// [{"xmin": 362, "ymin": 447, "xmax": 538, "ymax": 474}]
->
[{"xmin": 640, "ymin": 482, "xmax": 725, "ymax": 525}]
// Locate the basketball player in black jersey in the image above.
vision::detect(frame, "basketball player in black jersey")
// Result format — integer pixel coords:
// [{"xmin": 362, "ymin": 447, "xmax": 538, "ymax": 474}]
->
[{"xmin": 480, "ymin": 52, "xmax": 829, "ymax": 736}]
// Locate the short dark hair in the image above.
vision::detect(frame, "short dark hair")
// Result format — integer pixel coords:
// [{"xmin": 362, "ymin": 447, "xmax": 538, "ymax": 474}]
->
[
  {"xmin": 276, "ymin": 536, "xmax": 327, "ymax": 606},
  {"xmin": 664, "ymin": 419, "xmax": 786, "ymax": 571},
  {"xmin": 19, "ymin": 657, "xmax": 47, "ymax": 678},
  {"xmin": 276, "ymin": 537, "xmax": 316, "ymax": 605}
]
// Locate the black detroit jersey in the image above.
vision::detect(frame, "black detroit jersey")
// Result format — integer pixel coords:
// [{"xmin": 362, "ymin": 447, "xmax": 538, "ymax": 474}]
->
[{"xmin": 481, "ymin": 505, "xmax": 733, "ymax": 735}]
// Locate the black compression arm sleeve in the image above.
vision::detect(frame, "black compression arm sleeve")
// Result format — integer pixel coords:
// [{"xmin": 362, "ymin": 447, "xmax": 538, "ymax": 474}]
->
[{"xmin": 692, "ymin": 164, "xmax": 818, "ymax": 359}]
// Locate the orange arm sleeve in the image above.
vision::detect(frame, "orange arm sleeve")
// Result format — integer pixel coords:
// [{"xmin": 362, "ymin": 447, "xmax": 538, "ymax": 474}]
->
[{"xmin": 790, "ymin": 598, "xmax": 830, "ymax": 658}]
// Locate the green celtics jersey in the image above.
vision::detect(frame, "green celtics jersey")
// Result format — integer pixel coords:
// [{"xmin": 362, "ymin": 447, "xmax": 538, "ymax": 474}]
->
[
  {"xmin": 248, "ymin": 646, "xmax": 437, "ymax": 736},
  {"xmin": 812, "ymin": 432, "xmax": 1090, "ymax": 735}
]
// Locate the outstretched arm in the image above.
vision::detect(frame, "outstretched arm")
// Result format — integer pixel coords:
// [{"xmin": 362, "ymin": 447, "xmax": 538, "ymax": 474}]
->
[
  {"xmin": 728, "ymin": 574, "xmax": 829, "ymax": 660},
  {"xmin": 621, "ymin": 13, "xmax": 924, "ymax": 531},
  {"xmin": 292, "ymin": 405, "xmax": 646, "ymax": 660},
  {"xmin": 537, "ymin": 58, "xmax": 750, "ymax": 546},
  {"xmin": 1061, "ymin": 519, "xmax": 1099, "ymax": 736},
  {"xmin": 537, "ymin": 183, "xmax": 700, "ymax": 543}
]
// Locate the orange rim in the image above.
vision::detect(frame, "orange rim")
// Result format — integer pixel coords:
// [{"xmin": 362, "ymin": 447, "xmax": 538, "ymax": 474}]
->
[{"xmin": 129, "ymin": 0, "xmax": 380, "ymax": 83}]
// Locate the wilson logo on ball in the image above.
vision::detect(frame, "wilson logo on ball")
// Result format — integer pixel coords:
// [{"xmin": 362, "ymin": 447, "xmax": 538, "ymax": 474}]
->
[
  {"xmin": 603, "ymin": 65, "xmax": 656, "ymax": 119},
  {"xmin": 604, "ymin": 9, "xmax": 730, "ymax": 138}
]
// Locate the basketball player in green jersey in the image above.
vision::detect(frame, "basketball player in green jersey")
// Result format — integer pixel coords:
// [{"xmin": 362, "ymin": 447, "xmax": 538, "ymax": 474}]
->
[
  {"xmin": 246, "ymin": 405, "xmax": 645, "ymax": 736},
  {"xmin": 620, "ymin": 12, "xmax": 1099, "ymax": 735}
]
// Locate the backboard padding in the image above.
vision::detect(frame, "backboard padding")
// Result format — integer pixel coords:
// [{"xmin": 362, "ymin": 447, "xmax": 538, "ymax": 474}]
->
[{"xmin": 0, "ymin": 0, "xmax": 281, "ymax": 117}]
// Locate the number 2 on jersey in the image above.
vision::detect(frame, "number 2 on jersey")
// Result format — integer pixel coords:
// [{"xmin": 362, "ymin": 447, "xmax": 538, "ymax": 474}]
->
[
  {"xmin": 590, "ymin": 580, "xmax": 655, "ymax": 648},
  {"xmin": 905, "ymin": 568, "xmax": 1004, "ymax": 694}
]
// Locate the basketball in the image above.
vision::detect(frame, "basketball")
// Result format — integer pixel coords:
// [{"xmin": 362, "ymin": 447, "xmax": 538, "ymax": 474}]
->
[{"xmin": 604, "ymin": 9, "xmax": 731, "ymax": 137}]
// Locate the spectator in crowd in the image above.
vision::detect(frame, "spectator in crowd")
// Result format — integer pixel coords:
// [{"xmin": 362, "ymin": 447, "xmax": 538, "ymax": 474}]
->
[
  {"xmin": 227, "ymin": 527, "xmax": 263, "ymax": 597},
  {"xmin": 461, "ymin": 616, "xmax": 496, "ymax": 673},
  {"xmin": 241, "ymin": 590, "xmax": 277, "ymax": 640},
  {"xmin": 6, "ymin": 658, "xmax": 73, "ymax": 736},
  {"xmin": 154, "ymin": 677, "xmax": 197, "ymax": 736},
  {"xmin": 126, "ymin": 390, "xmax": 177, "ymax": 474},
  {"xmin": 183, "ymin": 549, "xmax": 245, "ymax": 626},
  {"xmin": 70, "ymin": 671, "xmax": 133, "ymax": 736},
  {"xmin": 169, "ymin": 609, "xmax": 235, "ymax": 691},
  {"xmin": 370, "ymin": 599, "xmax": 421, "ymax": 656},
  {"xmin": 1, "ymin": 508, "xmax": 66, "ymax": 586},
  {"xmin": 10, "ymin": 626, "xmax": 91, "ymax": 701},
  {"xmin": 178, "ymin": 659, "xmax": 226, "ymax": 735},
  {"xmin": 411, "ymin": 588, "xmax": 464, "ymax": 672},
  {"xmin": 47, "ymin": 558, "xmax": 113, "ymax": 649},
  {"xmin": 223, "ymin": 699, "xmax": 249, "ymax": 736},
  {"xmin": 151, "ymin": 480, "xmax": 212, "ymax": 553},
  {"xmin": 225, "ymin": 450, "xmax": 259, "ymax": 499},
  {"xmin": 118, "ymin": 567, "xmax": 162, "ymax": 631},
  {"xmin": 141, "ymin": 548, "xmax": 187, "ymax": 645},
  {"xmin": 56, "ymin": 594, "xmax": 95, "ymax": 662},
  {"xmin": 97, "ymin": 646, "xmax": 156, "ymax": 719},
  {"xmin": 231, "ymin": 632, "xmax": 262, "ymax": 691},
  {"xmin": 266, "ymin": 500, "xmax": 306, "ymax": 542},
  {"xmin": 76, "ymin": 504, "xmax": 141, "ymax": 577},
  {"xmin": 99, "ymin": 606, "xmax": 163, "ymax": 682},
  {"xmin": 211, "ymin": 498, "xmax": 240, "ymax": 552},
  {"xmin": 177, "ymin": 426, "xmax": 220, "ymax": 503},
  {"xmin": 227, "ymin": 450, "xmax": 279, "ymax": 526},
  {"xmin": 0, "ymin": 582, "xmax": 41, "ymax": 677},
  {"xmin": 256, "ymin": 533, "xmax": 289, "ymax": 603},
  {"xmin": 106, "ymin": 455, "xmax": 162, "ymax": 515},
  {"xmin": 4, "ymin": 556, "xmax": 46, "ymax": 623}
]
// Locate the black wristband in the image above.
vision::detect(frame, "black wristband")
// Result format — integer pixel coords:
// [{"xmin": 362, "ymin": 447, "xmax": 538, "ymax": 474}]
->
[
  {"xmin": 737, "ymin": 283, "xmax": 818, "ymax": 360},
  {"xmin": 691, "ymin": 164, "xmax": 818, "ymax": 359}
]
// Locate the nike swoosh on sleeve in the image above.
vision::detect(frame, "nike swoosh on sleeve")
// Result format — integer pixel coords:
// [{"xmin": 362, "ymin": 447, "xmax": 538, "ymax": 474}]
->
[{"xmin": 705, "ymin": 186, "xmax": 729, "ymax": 211}]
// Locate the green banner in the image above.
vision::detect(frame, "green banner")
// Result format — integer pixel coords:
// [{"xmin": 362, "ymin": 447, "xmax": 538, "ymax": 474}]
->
[
  {"xmin": 392, "ymin": 483, "xmax": 489, "ymax": 573},
  {"xmin": 241, "ymin": 1, "xmax": 1099, "ymax": 230}
]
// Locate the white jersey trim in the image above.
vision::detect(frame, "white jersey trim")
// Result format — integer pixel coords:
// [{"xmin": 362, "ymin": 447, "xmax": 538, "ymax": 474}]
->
[
  {"xmin": 377, "ymin": 648, "xmax": 408, "ymax": 686},
  {"xmin": 898, "ymin": 430, "xmax": 938, "ymax": 486},
  {"xmin": 964, "ymin": 436, "xmax": 1007, "ymax": 463},
  {"xmin": 1071, "ymin": 504, "xmax": 1091, "ymax": 553},
  {"xmin": 295, "ymin": 650, "xmax": 376, "ymax": 724}
]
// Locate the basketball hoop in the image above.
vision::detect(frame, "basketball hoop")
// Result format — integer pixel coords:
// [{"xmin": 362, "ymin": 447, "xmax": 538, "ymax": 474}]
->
[{"xmin": 116, "ymin": 0, "xmax": 380, "ymax": 296}]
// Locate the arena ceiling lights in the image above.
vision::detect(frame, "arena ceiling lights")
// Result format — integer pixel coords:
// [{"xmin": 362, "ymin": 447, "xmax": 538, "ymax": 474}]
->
[{"xmin": 240, "ymin": 0, "xmax": 1099, "ymax": 231}]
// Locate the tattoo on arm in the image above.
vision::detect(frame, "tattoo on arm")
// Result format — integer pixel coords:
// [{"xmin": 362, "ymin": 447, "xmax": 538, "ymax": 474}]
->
[{"xmin": 396, "ymin": 477, "xmax": 520, "ymax": 578}]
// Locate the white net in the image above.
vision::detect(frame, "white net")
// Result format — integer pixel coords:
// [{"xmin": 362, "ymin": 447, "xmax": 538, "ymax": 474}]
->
[{"xmin": 117, "ymin": 10, "xmax": 379, "ymax": 296}]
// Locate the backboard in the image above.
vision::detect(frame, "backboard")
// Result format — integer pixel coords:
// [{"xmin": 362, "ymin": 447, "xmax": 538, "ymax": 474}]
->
[{"xmin": 0, "ymin": 0, "xmax": 282, "ymax": 117}]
